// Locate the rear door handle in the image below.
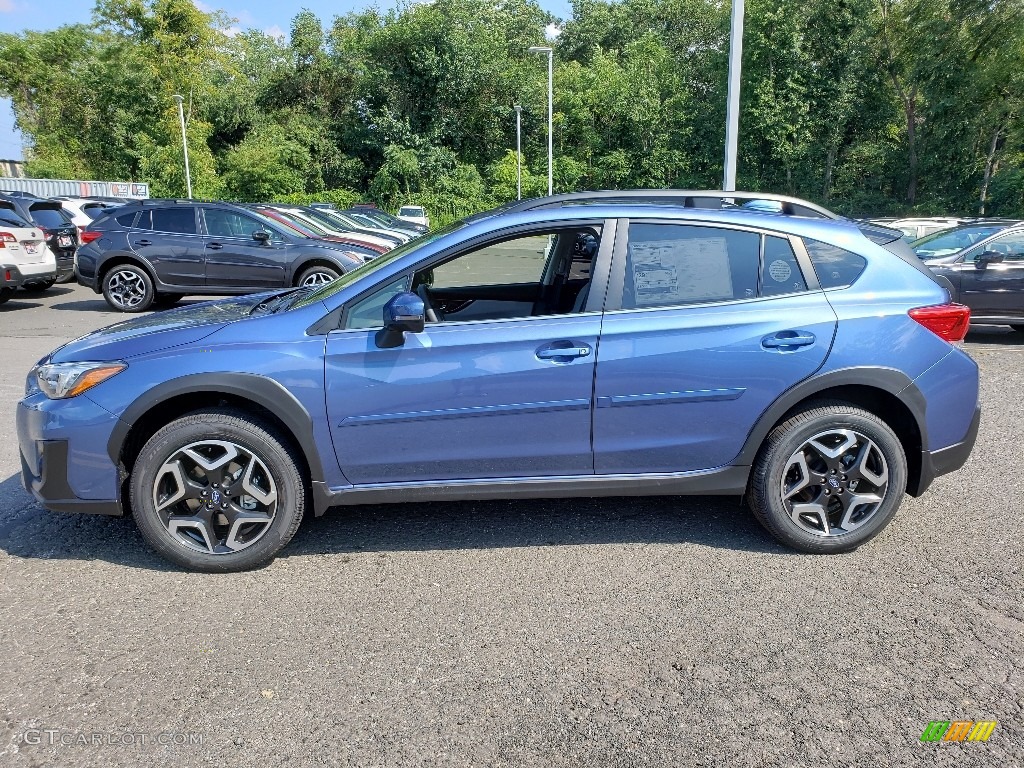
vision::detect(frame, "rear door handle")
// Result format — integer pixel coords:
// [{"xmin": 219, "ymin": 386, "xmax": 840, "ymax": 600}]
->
[
  {"xmin": 134, "ymin": 239, "xmax": 152, "ymax": 247},
  {"xmin": 762, "ymin": 331, "xmax": 816, "ymax": 349},
  {"xmin": 207, "ymin": 242, "xmax": 224, "ymax": 250},
  {"xmin": 536, "ymin": 343, "xmax": 592, "ymax": 361}
]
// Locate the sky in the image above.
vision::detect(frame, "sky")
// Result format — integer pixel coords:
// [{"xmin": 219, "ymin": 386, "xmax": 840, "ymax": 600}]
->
[{"xmin": 0, "ymin": 0, "xmax": 572, "ymax": 163}]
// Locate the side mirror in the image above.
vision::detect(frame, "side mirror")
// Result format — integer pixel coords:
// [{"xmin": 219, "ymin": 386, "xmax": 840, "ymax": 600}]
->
[
  {"xmin": 253, "ymin": 230, "xmax": 271, "ymax": 243},
  {"xmin": 975, "ymin": 250, "xmax": 1004, "ymax": 269},
  {"xmin": 375, "ymin": 292, "xmax": 425, "ymax": 348}
]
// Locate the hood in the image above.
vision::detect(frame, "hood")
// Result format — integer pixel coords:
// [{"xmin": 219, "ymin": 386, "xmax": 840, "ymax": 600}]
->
[{"xmin": 50, "ymin": 293, "xmax": 277, "ymax": 363}]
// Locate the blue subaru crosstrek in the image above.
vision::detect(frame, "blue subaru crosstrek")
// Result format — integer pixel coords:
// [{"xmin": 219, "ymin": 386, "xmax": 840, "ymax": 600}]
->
[{"xmin": 17, "ymin": 191, "xmax": 980, "ymax": 571}]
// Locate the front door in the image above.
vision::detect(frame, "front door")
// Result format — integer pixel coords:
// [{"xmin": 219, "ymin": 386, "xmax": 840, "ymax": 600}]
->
[
  {"xmin": 201, "ymin": 208, "xmax": 288, "ymax": 289},
  {"xmin": 958, "ymin": 230, "xmax": 1024, "ymax": 318},
  {"xmin": 593, "ymin": 221, "xmax": 837, "ymax": 474},
  {"xmin": 324, "ymin": 225, "xmax": 609, "ymax": 486}
]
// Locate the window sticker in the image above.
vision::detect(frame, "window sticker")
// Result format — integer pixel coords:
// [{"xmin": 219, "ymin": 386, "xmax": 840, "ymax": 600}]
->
[
  {"xmin": 630, "ymin": 237, "xmax": 734, "ymax": 305},
  {"xmin": 768, "ymin": 259, "xmax": 792, "ymax": 282}
]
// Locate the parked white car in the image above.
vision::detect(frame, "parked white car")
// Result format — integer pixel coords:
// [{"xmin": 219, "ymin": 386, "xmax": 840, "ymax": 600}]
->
[
  {"xmin": 870, "ymin": 217, "xmax": 966, "ymax": 241},
  {"xmin": 396, "ymin": 205, "xmax": 429, "ymax": 227},
  {"xmin": 0, "ymin": 204, "xmax": 58, "ymax": 295},
  {"xmin": 55, "ymin": 197, "xmax": 119, "ymax": 235}
]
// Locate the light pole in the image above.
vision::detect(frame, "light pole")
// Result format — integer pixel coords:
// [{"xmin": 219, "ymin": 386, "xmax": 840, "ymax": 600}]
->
[
  {"xmin": 172, "ymin": 94, "xmax": 193, "ymax": 199},
  {"xmin": 723, "ymin": 0, "xmax": 745, "ymax": 192},
  {"xmin": 513, "ymin": 105, "xmax": 522, "ymax": 200},
  {"xmin": 527, "ymin": 46, "xmax": 553, "ymax": 196}
]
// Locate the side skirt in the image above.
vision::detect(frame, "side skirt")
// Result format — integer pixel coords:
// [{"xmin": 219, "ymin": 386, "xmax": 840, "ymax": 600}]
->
[{"xmin": 311, "ymin": 465, "xmax": 750, "ymax": 516}]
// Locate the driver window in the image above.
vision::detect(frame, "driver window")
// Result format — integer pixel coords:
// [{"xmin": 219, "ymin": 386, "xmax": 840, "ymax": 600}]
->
[{"xmin": 415, "ymin": 228, "xmax": 601, "ymax": 324}]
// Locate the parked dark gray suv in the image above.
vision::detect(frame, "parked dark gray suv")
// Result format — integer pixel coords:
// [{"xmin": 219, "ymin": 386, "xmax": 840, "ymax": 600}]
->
[{"xmin": 76, "ymin": 200, "xmax": 368, "ymax": 312}]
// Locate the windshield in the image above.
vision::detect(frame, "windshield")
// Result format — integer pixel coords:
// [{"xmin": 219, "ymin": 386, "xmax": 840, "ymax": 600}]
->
[
  {"xmin": 291, "ymin": 219, "xmax": 466, "ymax": 310},
  {"xmin": 399, "ymin": 206, "xmax": 424, "ymax": 216},
  {"xmin": 911, "ymin": 225, "xmax": 1006, "ymax": 257}
]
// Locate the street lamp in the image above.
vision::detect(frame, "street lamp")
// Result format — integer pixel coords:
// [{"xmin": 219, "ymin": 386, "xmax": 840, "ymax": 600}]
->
[
  {"xmin": 527, "ymin": 45, "xmax": 553, "ymax": 196},
  {"xmin": 723, "ymin": 0, "xmax": 745, "ymax": 192},
  {"xmin": 172, "ymin": 94, "xmax": 193, "ymax": 199},
  {"xmin": 513, "ymin": 105, "xmax": 522, "ymax": 200}
]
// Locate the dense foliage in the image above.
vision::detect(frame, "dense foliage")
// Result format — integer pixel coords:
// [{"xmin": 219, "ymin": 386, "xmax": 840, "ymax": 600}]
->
[{"xmin": 1, "ymin": 0, "xmax": 1022, "ymax": 224}]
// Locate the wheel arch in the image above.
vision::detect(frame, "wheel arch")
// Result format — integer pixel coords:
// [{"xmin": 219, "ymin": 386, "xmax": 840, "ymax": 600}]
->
[
  {"xmin": 109, "ymin": 374, "xmax": 325, "ymax": 508},
  {"xmin": 98, "ymin": 254, "xmax": 158, "ymax": 289},
  {"xmin": 293, "ymin": 257, "xmax": 347, "ymax": 286},
  {"xmin": 736, "ymin": 368, "xmax": 928, "ymax": 496}
]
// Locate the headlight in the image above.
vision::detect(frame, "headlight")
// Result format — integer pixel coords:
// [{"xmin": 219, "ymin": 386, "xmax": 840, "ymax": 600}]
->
[{"xmin": 30, "ymin": 361, "xmax": 126, "ymax": 399}]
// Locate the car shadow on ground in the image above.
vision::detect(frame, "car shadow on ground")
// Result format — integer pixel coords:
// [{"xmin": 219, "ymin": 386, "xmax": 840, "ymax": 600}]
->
[
  {"xmin": 0, "ymin": 298, "xmax": 43, "ymax": 311},
  {"xmin": 0, "ymin": 471, "xmax": 791, "ymax": 571},
  {"xmin": 965, "ymin": 326, "xmax": 1024, "ymax": 346}
]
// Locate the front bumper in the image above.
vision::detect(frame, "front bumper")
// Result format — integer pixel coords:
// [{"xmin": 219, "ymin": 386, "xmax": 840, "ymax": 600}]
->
[{"xmin": 17, "ymin": 394, "xmax": 125, "ymax": 516}]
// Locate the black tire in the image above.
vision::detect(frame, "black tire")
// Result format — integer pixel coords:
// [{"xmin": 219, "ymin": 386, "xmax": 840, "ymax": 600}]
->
[
  {"xmin": 1011, "ymin": 324, "xmax": 1024, "ymax": 334},
  {"xmin": 0, "ymin": 287, "xmax": 12, "ymax": 304},
  {"xmin": 154, "ymin": 292, "xmax": 184, "ymax": 306},
  {"xmin": 130, "ymin": 408, "xmax": 306, "ymax": 572},
  {"xmin": 102, "ymin": 263, "xmax": 154, "ymax": 312},
  {"xmin": 56, "ymin": 272, "xmax": 76, "ymax": 284},
  {"xmin": 296, "ymin": 264, "xmax": 340, "ymax": 287},
  {"xmin": 748, "ymin": 400, "xmax": 907, "ymax": 553},
  {"xmin": 21, "ymin": 280, "xmax": 55, "ymax": 293}
]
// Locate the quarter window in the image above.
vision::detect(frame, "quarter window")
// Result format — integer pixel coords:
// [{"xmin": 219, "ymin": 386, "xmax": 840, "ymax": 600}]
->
[
  {"xmin": 803, "ymin": 238, "xmax": 867, "ymax": 289},
  {"xmin": 623, "ymin": 224, "xmax": 760, "ymax": 309},
  {"xmin": 345, "ymin": 276, "xmax": 412, "ymax": 330}
]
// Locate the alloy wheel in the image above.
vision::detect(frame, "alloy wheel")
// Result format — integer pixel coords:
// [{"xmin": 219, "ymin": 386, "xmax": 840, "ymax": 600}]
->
[
  {"xmin": 107, "ymin": 270, "xmax": 149, "ymax": 309},
  {"xmin": 300, "ymin": 270, "xmax": 336, "ymax": 287},
  {"xmin": 781, "ymin": 428, "xmax": 889, "ymax": 537},
  {"xmin": 152, "ymin": 439, "xmax": 278, "ymax": 555}
]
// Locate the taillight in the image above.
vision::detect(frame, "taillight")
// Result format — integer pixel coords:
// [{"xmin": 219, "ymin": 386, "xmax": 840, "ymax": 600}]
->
[
  {"xmin": 80, "ymin": 230, "xmax": 102, "ymax": 244},
  {"xmin": 909, "ymin": 303, "xmax": 971, "ymax": 342},
  {"xmin": 0, "ymin": 231, "xmax": 15, "ymax": 248}
]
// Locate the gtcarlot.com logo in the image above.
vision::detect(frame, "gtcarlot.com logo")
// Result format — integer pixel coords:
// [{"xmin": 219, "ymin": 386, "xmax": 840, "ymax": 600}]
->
[
  {"xmin": 21, "ymin": 729, "xmax": 204, "ymax": 747},
  {"xmin": 920, "ymin": 720, "xmax": 998, "ymax": 743}
]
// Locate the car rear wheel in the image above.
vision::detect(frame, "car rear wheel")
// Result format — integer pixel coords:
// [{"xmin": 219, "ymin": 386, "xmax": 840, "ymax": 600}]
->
[
  {"xmin": 21, "ymin": 280, "xmax": 55, "ymax": 293},
  {"xmin": 748, "ymin": 401, "xmax": 907, "ymax": 553},
  {"xmin": 103, "ymin": 264, "xmax": 154, "ymax": 312},
  {"xmin": 55, "ymin": 273, "xmax": 76, "ymax": 284},
  {"xmin": 296, "ymin": 265, "xmax": 340, "ymax": 287},
  {"xmin": 130, "ymin": 409, "xmax": 306, "ymax": 572},
  {"xmin": 0, "ymin": 287, "xmax": 12, "ymax": 304}
]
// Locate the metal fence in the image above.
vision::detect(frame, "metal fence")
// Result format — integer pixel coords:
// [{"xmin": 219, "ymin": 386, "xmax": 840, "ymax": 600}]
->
[{"xmin": 0, "ymin": 177, "xmax": 150, "ymax": 199}]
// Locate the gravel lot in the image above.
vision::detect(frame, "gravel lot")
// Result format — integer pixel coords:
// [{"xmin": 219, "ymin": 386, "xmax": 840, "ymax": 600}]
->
[{"xmin": 1, "ymin": 283, "xmax": 1021, "ymax": 767}]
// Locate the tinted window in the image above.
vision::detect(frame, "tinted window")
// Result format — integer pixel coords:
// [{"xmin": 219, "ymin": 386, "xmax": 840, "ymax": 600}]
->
[
  {"xmin": 29, "ymin": 207, "xmax": 69, "ymax": 228},
  {"xmin": 205, "ymin": 208, "xmax": 264, "ymax": 238},
  {"xmin": 761, "ymin": 236, "xmax": 807, "ymax": 296},
  {"xmin": 149, "ymin": 207, "xmax": 197, "ymax": 234},
  {"xmin": 623, "ymin": 223, "xmax": 759, "ymax": 309},
  {"xmin": 116, "ymin": 212, "xmax": 138, "ymax": 228},
  {"xmin": 84, "ymin": 206, "xmax": 109, "ymax": 220},
  {"xmin": 803, "ymin": 238, "xmax": 867, "ymax": 289},
  {"xmin": 0, "ymin": 209, "xmax": 29, "ymax": 228},
  {"xmin": 345, "ymin": 276, "xmax": 412, "ymax": 330}
]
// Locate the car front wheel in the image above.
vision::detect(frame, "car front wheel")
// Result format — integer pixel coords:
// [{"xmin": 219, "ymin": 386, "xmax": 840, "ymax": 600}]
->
[
  {"xmin": 103, "ymin": 265, "xmax": 155, "ymax": 312},
  {"xmin": 130, "ymin": 409, "xmax": 306, "ymax": 572},
  {"xmin": 296, "ymin": 265, "xmax": 340, "ymax": 287},
  {"xmin": 748, "ymin": 401, "xmax": 907, "ymax": 553}
]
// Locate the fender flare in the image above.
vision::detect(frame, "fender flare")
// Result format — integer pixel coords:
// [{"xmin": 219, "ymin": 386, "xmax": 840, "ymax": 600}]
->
[
  {"xmin": 106, "ymin": 372, "xmax": 326, "ymax": 483},
  {"xmin": 733, "ymin": 366, "xmax": 928, "ymax": 466}
]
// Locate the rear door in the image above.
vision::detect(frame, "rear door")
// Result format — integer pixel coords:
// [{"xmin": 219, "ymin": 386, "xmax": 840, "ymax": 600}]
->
[
  {"xmin": 958, "ymin": 230, "xmax": 1024, "ymax": 318},
  {"xmin": 200, "ymin": 207, "xmax": 288, "ymax": 289},
  {"xmin": 131, "ymin": 207, "xmax": 205, "ymax": 287},
  {"xmin": 593, "ymin": 219, "xmax": 837, "ymax": 474}
]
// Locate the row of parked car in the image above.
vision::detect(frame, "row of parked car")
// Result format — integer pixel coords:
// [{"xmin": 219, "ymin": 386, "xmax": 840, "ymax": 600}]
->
[{"xmin": 0, "ymin": 193, "xmax": 430, "ymax": 310}]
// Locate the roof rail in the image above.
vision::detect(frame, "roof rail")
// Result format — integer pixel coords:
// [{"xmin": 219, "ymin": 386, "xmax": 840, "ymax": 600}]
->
[{"xmin": 494, "ymin": 190, "xmax": 840, "ymax": 220}]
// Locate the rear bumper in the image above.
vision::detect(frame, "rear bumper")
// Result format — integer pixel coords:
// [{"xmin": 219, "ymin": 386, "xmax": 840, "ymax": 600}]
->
[
  {"xmin": 911, "ymin": 404, "xmax": 980, "ymax": 496},
  {"xmin": 1, "ymin": 263, "xmax": 25, "ymax": 289}
]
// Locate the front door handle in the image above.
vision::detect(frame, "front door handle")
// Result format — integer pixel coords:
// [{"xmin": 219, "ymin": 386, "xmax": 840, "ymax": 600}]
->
[
  {"xmin": 762, "ymin": 331, "xmax": 816, "ymax": 349},
  {"xmin": 207, "ymin": 242, "xmax": 224, "ymax": 250},
  {"xmin": 536, "ymin": 343, "xmax": 592, "ymax": 361}
]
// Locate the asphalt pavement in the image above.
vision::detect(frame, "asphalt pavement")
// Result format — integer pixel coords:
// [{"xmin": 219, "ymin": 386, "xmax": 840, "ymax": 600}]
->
[{"xmin": 0, "ymin": 284, "xmax": 1020, "ymax": 767}]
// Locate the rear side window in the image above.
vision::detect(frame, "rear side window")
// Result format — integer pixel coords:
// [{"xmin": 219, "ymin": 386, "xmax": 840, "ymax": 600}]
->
[
  {"xmin": 145, "ymin": 207, "xmax": 197, "ymax": 234},
  {"xmin": 0, "ymin": 209, "xmax": 29, "ymax": 228},
  {"xmin": 803, "ymin": 238, "xmax": 867, "ymax": 289},
  {"xmin": 623, "ymin": 223, "xmax": 759, "ymax": 309},
  {"xmin": 761, "ymin": 236, "xmax": 807, "ymax": 296}
]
